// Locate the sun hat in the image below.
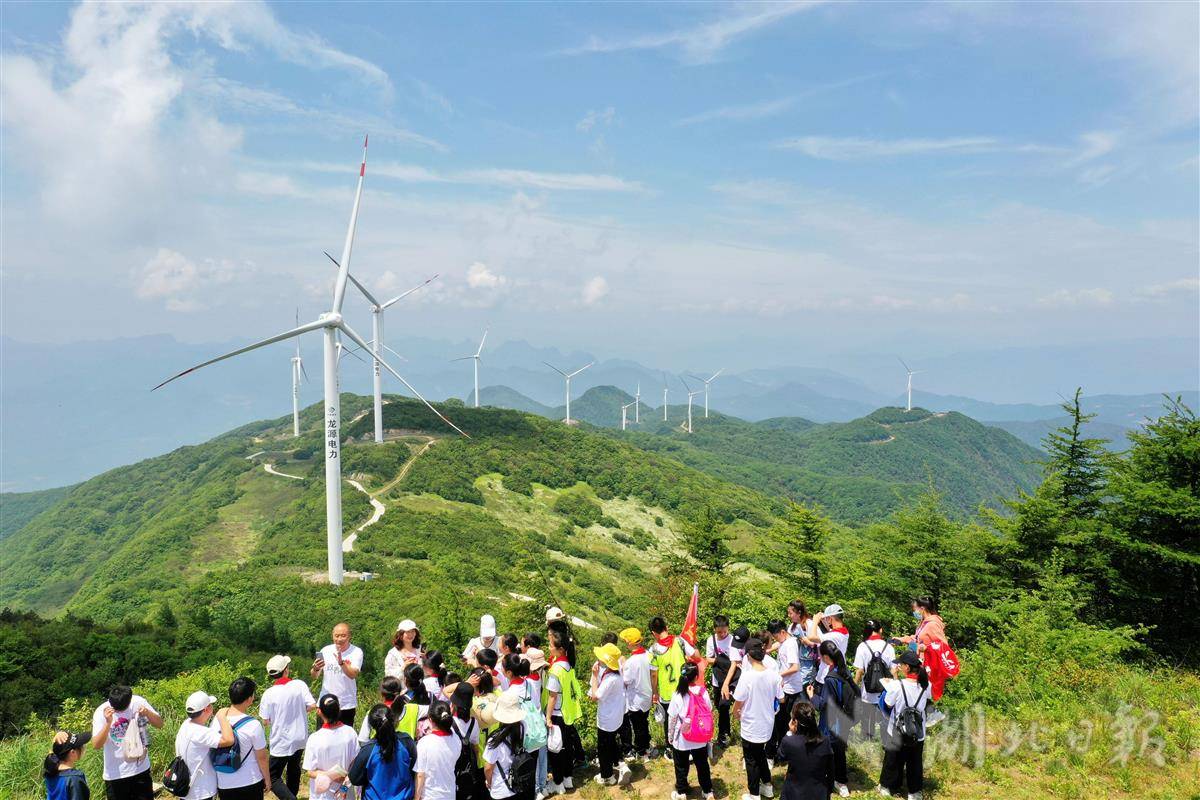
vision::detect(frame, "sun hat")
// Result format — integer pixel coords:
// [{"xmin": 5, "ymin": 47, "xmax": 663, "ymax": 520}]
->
[
  {"xmin": 593, "ymin": 643, "xmax": 621, "ymax": 671},
  {"xmin": 396, "ymin": 619, "xmax": 417, "ymax": 632},
  {"xmin": 266, "ymin": 655, "xmax": 291, "ymax": 677},
  {"xmin": 478, "ymin": 691, "xmax": 525, "ymax": 726},
  {"xmin": 522, "ymin": 647, "xmax": 548, "ymax": 672},
  {"xmin": 823, "ymin": 604, "xmax": 844, "ymax": 617},
  {"xmin": 545, "ymin": 606, "xmax": 567, "ymax": 623},
  {"xmin": 185, "ymin": 691, "xmax": 216, "ymax": 714},
  {"xmin": 480, "ymin": 614, "xmax": 496, "ymax": 638},
  {"xmin": 618, "ymin": 627, "xmax": 642, "ymax": 645}
]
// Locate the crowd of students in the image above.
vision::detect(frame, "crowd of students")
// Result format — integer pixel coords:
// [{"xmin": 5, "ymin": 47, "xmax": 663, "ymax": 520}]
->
[{"xmin": 44, "ymin": 598, "xmax": 953, "ymax": 800}]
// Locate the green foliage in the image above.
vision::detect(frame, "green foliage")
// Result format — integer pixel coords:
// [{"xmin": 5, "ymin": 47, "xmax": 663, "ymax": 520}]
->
[
  {"xmin": 0, "ymin": 486, "xmax": 74, "ymax": 541},
  {"xmin": 1042, "ymin": 388, "xmax": 1109, "ymax": 515},
  {"xmin": 680, "ymin": 505, "xmax": 734, "ymax": 575},
  {"xmin": 552, "ymin": 491, "xmax": 603, "ymax": 528},
  {"xmin": 767, "ymin": 501, "xmax": 832, "ymax": 597}
]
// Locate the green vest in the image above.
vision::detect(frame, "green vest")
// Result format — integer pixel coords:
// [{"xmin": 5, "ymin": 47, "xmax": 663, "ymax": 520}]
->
[
  {"xmin": 654, "ymin": 639, "xmax": 687, "ymax": 701},
  {"xmin": 547, "ymin": 663, "xmax": 583, "ymax": 725}
]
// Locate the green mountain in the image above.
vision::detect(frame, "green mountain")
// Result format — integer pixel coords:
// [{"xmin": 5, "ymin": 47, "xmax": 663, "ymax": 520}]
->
[
  {"xmin": 0, "ymin": 486, "xmax": 73, "ymax": 540},
  {"xmin": 475, "ymin": 384, "xmax": 554, "ymax": 415}
]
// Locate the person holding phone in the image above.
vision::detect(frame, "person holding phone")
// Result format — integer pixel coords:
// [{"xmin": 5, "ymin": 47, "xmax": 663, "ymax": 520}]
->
[{"xmin": 312, "ymin": 623, "xmax": 364, "ymax": 727}]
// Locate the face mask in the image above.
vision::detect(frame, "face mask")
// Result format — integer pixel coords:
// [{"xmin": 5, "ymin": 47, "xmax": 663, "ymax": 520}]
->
[{"xmin": 912, "ymin": 610, "xmax": 922, "ymax": 620}]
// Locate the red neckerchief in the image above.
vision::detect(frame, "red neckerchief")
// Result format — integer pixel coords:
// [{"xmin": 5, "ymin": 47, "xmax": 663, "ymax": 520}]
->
[
  {"xmin": 656, "ymin": 634, "xmax": 675, "ymax": 649},
  {"xmin": 429, "ymin": 729, "xmax": 451, "ymax": 737},
  {"xmin": 509, "ymin": 677, "xmax": 525, "ymax": 686},
  {"xmin": 552, "ymin": 657, "xmax": 570, "ymax": 667},
  {"xmin": 830, "ymin": 627, "xmax": 848, "ymax": 635},
  {"xmin": 867, "ymin": 633, "xmax": 883, "ymax": 641},
  {"xmin": 383, "ymin": 699, "xmax": 393, "ymax": 708},
  {"xmin": 321, "ymin": 722, "xmax": 343, "ymax": 729},
  {"xmin": 904, "ymin": 674, "xmax": 919, "ymax": 682},
  {"xmin": 630, "ymin": 647, "xmax": 646, "ymax": 655},
  {"xmin": 488, "ymin": 668, "xmax": 500, "ymax": 680},
  {"xmin": 272, "ymin": 677, "xmax": 290, "ymax": 686}
]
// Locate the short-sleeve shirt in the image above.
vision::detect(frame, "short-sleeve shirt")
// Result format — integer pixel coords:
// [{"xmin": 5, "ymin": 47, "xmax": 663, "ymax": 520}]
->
[
  {"xmin": 320, "ymin": 644, "xmax": 364, "ymax": 709},
  {"xmin": 414, "ymin": 732, "xmax": 462, "ymax": 800},
  {"xmin": 667, "ymin": 687, "xmax": 710, "ymax": 751},
  {"xmin": 621, "ymin": 651, "xmax": 653, "ymax": 712},
  {"xmin": 776, "ymin": 636, "xmax": 806, "ymax": 695},
  {"xmin": 593, "ymin": 669, "xmax": 625, "ymax": 732},
  {"xmin": 705, "ymin": 634, "xmax": 733, "ymax": 687},
  {"xmin": 852, "ymin": 638, "xmax": 897, "ymax": 704},
  {"xmin": 815, "ymin": 628, "xmax": 849, "ymax": 685},
  {"xmin": 883, "ymin": 678, "xmax": 929, "ymax": 741},
  {"xmin": 174, "ymin": 720, "xmax": 223, "ymax": 800},
  {"xmin": 484, "ymin": 738, "xmax": 515, "ymax": 799},
  {"xmin": 260, "ymin": 678, "xmax": 315, "ymax": 757},
  {"xmin": 732, "ymin": 665, "xmax": 783, "ymax": 744},
  {"xmin": 92, "ymin": 697, "xmax": 157, "ymax": 780},
  {"xmin": 304, "ymin": 724, "xmax": 360, "ymax": 800},
  {"xmin": 215, "ymin": 712, "xmax": 267, "ymax": 789}
]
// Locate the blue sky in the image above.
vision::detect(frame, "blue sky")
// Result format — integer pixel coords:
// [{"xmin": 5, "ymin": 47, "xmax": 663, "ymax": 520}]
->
[{"xmin": 1, "ymin": 1, "xmax": 1196, "ymax": 366}]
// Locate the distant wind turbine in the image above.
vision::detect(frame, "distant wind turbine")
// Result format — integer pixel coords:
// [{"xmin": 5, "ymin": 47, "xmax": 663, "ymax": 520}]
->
[
  {"xmin": 680, "ymin": 376, "xmax": 703, "ymax": 434},
  {"xmin": 544, "ymin": 361, "xmax": 593, "ymax": 424},
  {"xmin": 453, "ymin": 329, "xmax": 488, "ymax": 408},
  {"xmin": 324, "ymin": 252, "xmax": 437, "ymax": 444},
  {"xmin": 154, "ymin": 137, "xmax": 467, "ymax": 586},
  {"xmin": 687, "ymin": 368, "xmax": 724, "ymax": 418},
  {"xmin": 620, "ymin": 400, "xmax": 636, "ymax": 431},
  {"xmin": 291, "ymin": 309, "xmax": 309, "ymax": 437},
  {"xmin": 898, "ymin": 357, "xmax": 923, "ymax": 412},
  {"xmin": 661, "ymin": 373, "xmax": 669, "ymax": 422},
  {"xmin": 634, "ymin": 382, "xmax": 641, "ymax": 424}
]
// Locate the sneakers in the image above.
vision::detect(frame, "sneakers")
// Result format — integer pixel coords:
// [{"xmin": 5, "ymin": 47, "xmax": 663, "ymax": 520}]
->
[
  {"xmin": 835, "ymin": 782, "xmax": 850, "ymax": 797},
  {"xmin": 562, "ymin": 777, "xmax": 573, "ymax": 790},
  {"xmin": 646, "ymin": 747, "xmax": 660, "ymax": 759},
  {"xmin": 671, "ymin": 794, "xmax": 687, "ymax": 800},
  {"xmin": 703, "ymin": 794, "xmax": 715, "ymax": 800},
  {"xmin": 926, "ymin": 708, "xmax": 946, "ymax": 727},
  {"xmin": 760, "ymin": 783, "xmax": 775, "ymax": 798},
  {"xmin": 740, "ymin": 795, "xmax": 761, "ymax": 800},
  {"xmin": 593, "ymin": 774, "xmax": 616, "ymax": 787},
  {"xmin": 543, "ymin": 781, "xmax": 564, "ymax": 796},
  {"xmin": 715, "ymin": 737, "xmax": 730, "ymax": 748},
  {"xmin": 877, "ymin": 787, "xmax": 893, "ymax": 797},
  {"xmin": 617, "ymin": 765, "xmax": 632, "ymax": 786},
  {"xmin": 908, "ymin": 794, "xmax": 923, "ymax": 800},
  {"xmin": 766, "ymin": 758, "xmax": 775, "ymax": 770}
]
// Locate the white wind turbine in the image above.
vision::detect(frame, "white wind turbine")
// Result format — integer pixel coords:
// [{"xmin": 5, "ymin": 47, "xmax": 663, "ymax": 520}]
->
[
  {"xmin": 634, "ymin": 382, "xmax": 641, "ymax": 424},
  {"xmin": 680, "ymin": 376, "xmax": 703, "ymax": 434},
  {"xmin": 898, "ymin": 357, "xmax": 922, "ymax": 412},
  {"xmin": 290, "ymin": 309, "xmax": 310, "ymax": 437},
  {"xmin": 620, "ymin": 400, "xmax": 636, "ymax": 431},
  {"xmin": 323, "ymin": 253, "xmax": 437, "ymax": 444},
  {"xmin": 687, "ymin": 368, "xmax": 724, "ymax": 418},
  {"xmin": 544, "ymin": 361, "xmax": 593, "ymax": 424},
  {"xmin": 661, "ymin": 373, "xmax": 669, "ymax": 422},
  {"xmin": 453, "ymin": 329, "xmax": 488, "ymax": 408},
  {"xmin": 153, "ymin": 137, "xmax": 467, "ymax": 586}
]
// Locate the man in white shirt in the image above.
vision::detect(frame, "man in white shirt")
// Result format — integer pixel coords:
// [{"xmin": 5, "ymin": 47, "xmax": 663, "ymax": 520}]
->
[
  {"xmin": 462, "ymin": 614, "xmax": 498, "ymax": 667},
  {"xmin": 215, "ymin": 677, "xmax": 270, "ymax": 800},
  {"xmin": 259, "ymin": 655, "xmax": 317, "ymax": 800},
  {"xmin": 703, "ymin": 615, "xmax": 734, "ymax": 748},
  {"xmin": 90, "ymin": 685, "xmax": 164, "ymax": 800},
  {"xmin": 174, "ymin": 692, "xmax": 234, "ymax": 800},
  {"xmin": 732, "ymin": 639, "xmax": 783, "ymax": 800},
  {"xmin": 303, "ymin": 695, "xmax": 360, "ymax": 800},
  {"xmin": 813, "ymin": 605, "xmax": 850, "ymax": 685},
  {"xmin": 311, "ymin": 622, "xmax": 363, "ymax": 726}
]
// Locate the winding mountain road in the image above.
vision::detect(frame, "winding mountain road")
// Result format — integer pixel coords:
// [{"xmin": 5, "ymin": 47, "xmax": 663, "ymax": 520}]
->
[{"xmin": 342, "ymin": 480, "xmax": 385, "ymax": 553}]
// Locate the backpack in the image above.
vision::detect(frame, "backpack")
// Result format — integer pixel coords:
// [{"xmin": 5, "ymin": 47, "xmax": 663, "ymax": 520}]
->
[
  {"xmin": 710, "ymin": 638, "xmax": 738, "ymax": 697},
  {"xmin": 451, "ymin": 719, "xmax": 484, "ymax": 800},
  {"xmin": 162, "ymin": 756, "xmax": 190, "ymax": 798},
  {"xmin": 211, "ymin": 716, "xmax": 256, "ymax": 773},
  {"xmin": 518, "ymin": 686, "xmax": 547, "ymax": 751},
  {"xmin": 926, "ymin": 640, "xmax": 961, "ymax": 679},
  {"xmin": 862, "ymin": 642, "xmax": 889, "ymax": 695},
  {"xmin": 896, "ymin": 683, "xmax": 926, "ymax": 745},
  {"xmin": 681, "ymin": 689, "xmax": 714, "ymax": 744},
  {"xmin": 497, "ymin": 740, "xmax": 537, "ymax": 797}
]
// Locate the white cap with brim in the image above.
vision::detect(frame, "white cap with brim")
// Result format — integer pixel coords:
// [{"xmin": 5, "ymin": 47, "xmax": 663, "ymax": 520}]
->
[
  {"xmin": 185, "ymin": 691, "xmax": 217, "ymax": 714},
  {"xmin": 266, "ymin": 654, "xmax": 291, "ymax": 676},
  {"xmin": 480, "ymin": 614, "xmax": 496, "ymax": 638},
  {"xmin": 396, "ymin": 619, "xmax": 417, "ymax": 632},
  {"xmin": 823, "ymin": 604, "xmax": 844, "ymax": 617},
  {"xmin": 545, "ymin": 606, "xmax": 566, "ymax": 622}
]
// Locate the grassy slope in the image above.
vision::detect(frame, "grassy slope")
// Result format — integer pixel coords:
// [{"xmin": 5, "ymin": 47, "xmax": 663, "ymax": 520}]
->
[{"xmin": 0, "ymin": 486, "xmax": 74, "ymax": 541}]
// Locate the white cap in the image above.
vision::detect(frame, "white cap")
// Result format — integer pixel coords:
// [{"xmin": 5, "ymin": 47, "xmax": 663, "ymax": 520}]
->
[
  {"xmin": 545, "ymin": 606, "xmax": 566, "ymax": 623},
  {"xmin": 266, "ymin": 655, "xmax": 291, "ymax": 676},
  {"xmin": 823, "ymin": 604, "xmax": 844, "ymax": 617},
  {"xmin": 396, "ymin": 619, "xmax": 417, "ymax": 633},
  {"xmin": 480, "ymin": 614, "xmax": 496, "ymax": 638},
  {"xmin": 185, "ymin": 691, "xmax": 216, "ymax": 714}
]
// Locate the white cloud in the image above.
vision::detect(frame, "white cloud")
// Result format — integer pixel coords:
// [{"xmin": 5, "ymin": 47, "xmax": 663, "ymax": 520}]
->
[
  {"xmin": 577, "ymin": 107, "xmax": 616, "ymax": 133},
  {"xmin": 677, "ymin": 96, "xmax": 795, "ymax": 126},
  {"xmin": 1138, "ymin": 277, "xmax": 1200, "ymax": 298},
  {"xmin": 581, "ymin": 276, "xmax": 609, "ymax": 305},
  {"xmin": 774, "ymin": 135, "xmax": 1007, "ymax": 160},
  {"xmin": 297, "ymin": 161, "xmax": 644, "ymax": 193},
  {"xmin": 466, "ymin": 262, "xmax": 506, "ymax": 289},
  {"xmin": 1036, "ymin": 288, "xmax": 1115, "ymax": 308},
  {"xmin": 559, "ymin": 1, "xmax": 822, "ymax": 64},
  {"xmin": 134, "ymin": 248, "xmax": 247, "ymax": 311}
]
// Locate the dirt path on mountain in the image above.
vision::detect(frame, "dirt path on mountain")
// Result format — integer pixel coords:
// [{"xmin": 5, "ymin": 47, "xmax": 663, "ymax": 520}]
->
[
  {"xmin": 263, "ymin": 462, "xmax": 304, "ymax": 480},
  {"xmin": 342, "ymin": 479, "xmax": 385, "ymax": 552},
  {"xmin": 374, "ymin": 437, "xmax": 436, "ymax": 496}
]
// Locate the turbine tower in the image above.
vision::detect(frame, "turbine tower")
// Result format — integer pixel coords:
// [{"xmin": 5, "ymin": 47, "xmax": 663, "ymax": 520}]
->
[
  {"xmin": 692, "ymin": 368, "xmax": 724, "ymax": 418},
  {"xmin": 453, "ymin": 329, "xmax": 488, "ymax": 408},
  {"xmin": 634, "ymin": 383, "xmax": 641, "ymax": 424},
  {"xmin": 290, "ymin": 309, "xmax": 309, "ymax": 437},
  {"xmin": 154, "ymin": 137, "xmax": 467, "ymax": 586},
  {"xmin": 680, "ymin": 376, "xmax": 703, "ymax": 434},
  {"xmin": 661, "ymin": 373, "xmax": 669, "ymax": 422},
  {"xmin": 324, "ymin": 253, "xmax": 437, "ymax": 444},
  {"xmin": 620, "ymin": 400, "xmax": 636, "ymax": 431},
  {"xmin": 898, "ymin": 357, "xmax": 922, "ymax": 412},
  {"xmin": 544, "ymin": 361, "xmax": 593, "ymax": 425}
]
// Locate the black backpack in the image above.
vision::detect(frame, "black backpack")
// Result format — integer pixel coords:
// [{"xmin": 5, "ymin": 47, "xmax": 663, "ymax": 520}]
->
[
  {"xmin": 497, "ymin": 740, "xmax": 537, "ymax": 797},
  {"xmin": 862, "ymin": 642, "xmax": 889, "ymax": 695},
  {"xmin": 710, "ymin": 638, "xmax": 739, "ymax": 697},
  {"xmin": 896, "ymin": 683, "xmax": 926, "ymax": 745},
  {"xmin": 162, "ymin": 756, "xmax": 190, "ymax": 798},
  {"xmin": 451, "ymin": 719, "xmax": 484, "ymax": 800}
]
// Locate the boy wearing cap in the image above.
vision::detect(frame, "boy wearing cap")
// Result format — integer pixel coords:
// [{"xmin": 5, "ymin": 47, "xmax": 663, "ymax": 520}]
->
[
  {"xmin": 45, "ymin": 730, "xmax": 93, "ymax": 800},
  {"xmin": 260, "ymin": 655, "xmax": 318, "ymax": 800},
  {"xmin": 618, "ymin": 628, "xmax": 653, "ymax": 761},
  {"xmin": 813, "ymin": 605, "xmax": 850, "ymax": 686},
  {"xmin": 589, "ymin": 644, "xmax": 632, "ymax": 786},
  {"xmin": 91, "ymin": 685, "xmax": 164, "ymax": 800},
  {"xmin": 304, "ymin": 695, "xmax": 360, "ymax": 800},
  {"xmin": 174, "ymin": 692, "xmax": 235, "ymax": 800},
  {"xmin": 463, "ymin": 615, "xmax": 498, "ymax": 668}
]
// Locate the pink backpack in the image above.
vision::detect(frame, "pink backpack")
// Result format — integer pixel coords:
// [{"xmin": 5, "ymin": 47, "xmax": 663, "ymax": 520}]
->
[{"xmin": 682, "ymin": 688, "xmax": 714, "ymax": 743}]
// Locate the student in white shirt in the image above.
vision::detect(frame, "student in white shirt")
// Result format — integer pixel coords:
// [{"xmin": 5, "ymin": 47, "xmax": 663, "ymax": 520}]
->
[
  {"xmin": 304, "ymin": 695, "xmax": 360, "ymax": 800},
  {"xmin": 589, "ymin": 644, "xmax": 631, "ymax": 786},
  {"xmin": 732, "ymin": 639, "xmax": 784, "ymax": 800},
  {"xmin": 414, "ymin": 702, "xmax": 462, "ymax": 800},
  {"xmin": 216, "ymin": 677, "xmax": 270, "ymax": 800},
  {"xmin": 312, "ymin": 623, "xmax": 364, "ymax": 727},
  {"xmin": 704, "ymin": 615, "xmax": 734, "ymax": 748},
  {"xmin": 878, "ymin": 651, "xmax": 930, "ymax": 800},
  {"xmin": 619, "ymin": 627, "xmax": 653, "ymax": 760},
  {"xmin": 461, "ymin": 614, "xmax": 497, "ymax": 667},
  {"xmin": 480, "ymin": 693, "xmax": 527, "ymax": 800},
  {"xmin": 384, "ymin": 620, "xmax": 423, "ymax": 679},
  {"xmin": 812, "ymin": 605, "xmax": 850, "ymax": 685},
  {"xmin": 786, "ymin": 601, "xmax": 821, "ymax": 687},
  {"xmin": 90, "ymin": 685, "xmax": 164, "ymax": 800},
  {"xmin": 852, "ymin": 621, "xmax": 896, "ymax": 741},
  {"xmin": 259, "ymin": 655, "xmax": 317, "ymax": 800},
  {"xmin": 174, "ymin": 692, "xmax": 234, "ymax": 800},
  {"xmin": 666, "ymin": 663, "xmax": 715, "ymax": 800},
  {"xmin": 767, "ymin": 620, "xmax": 805, "ymax": 762}
]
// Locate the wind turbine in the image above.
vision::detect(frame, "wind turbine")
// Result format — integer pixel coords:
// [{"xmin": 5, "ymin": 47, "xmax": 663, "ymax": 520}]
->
[
  {"xmin": 324, "ymin": 253, "xmax": 437, "ymax": 444},
  {"xmin": 153, "ymin": 137, "xmax": 467, "ymax": 586},
  {"xmin": 634, "ymin": 382, "xmax": 641, "ymax": 424},
  {"xmin": 898, "ymin": 357, "xmax": 922, "ymax": 412},
  {"xmin": 661, "ymin": 373, "xmax": 669, "ymax": 422},
  {"xmin": 687, "ymin": 368, "xmax": 724, "ymax": 418},
  {"xmin": 290, "ymin": 309, "xmax": 310, "ymax": 437},
  {"xmin": 544, "ymin": 361, "xmax": 593, "ymax": 424},
  {"xmin": 680, "ymin": 376, "xmax": 703, "ymax": 434},
  {"xmin": 453, "ymin": 329, "xmax": 488, "ymax": 408},
  {"xmin": 620, "ymin": 400, "xmax": 636, "ymax": 431}
]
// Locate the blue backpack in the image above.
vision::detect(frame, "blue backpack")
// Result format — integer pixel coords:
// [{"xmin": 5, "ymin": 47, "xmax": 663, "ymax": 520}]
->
[{"xmin": 212, "ymin": 716, "xmax": 256, "ymax": 774}]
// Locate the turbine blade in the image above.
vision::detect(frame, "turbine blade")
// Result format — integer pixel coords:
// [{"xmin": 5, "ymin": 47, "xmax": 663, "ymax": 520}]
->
[
  {"xmin": 543, "ymin": 361, "xmax": 567, "ymax": 377},
  {"xmin": 382, "ymin": 344, "xmax": 407, "ymax": 362},
  {"xmin": 707, "ymin": 367, "xmax": 724, "ymax": 382},
  {"xmin": 339, "ymin": 322, "xmax": 470, "ymax": 438},
  {"xmin": 152, "ymin": 318, "xmax": 326, "ymax": 391},
  {"xmin": 340, "ymin": 341, "xmax": 369, "ymax": 365},
  {"xmin": 680, "ymin": 375, "xmax": 693, "ymax": 392},
  {"xmin": 331, "ymin": 136, "xmax": 369, "ymax": 314},
  {"xmin": 324, "ymin": 251, "xmax": 380, "ymax": 308},
  {"xmin": 897, "ymin": 356, "xmax": 911, "ymax": 372},
  {"xmin": 567, "ymin": 361, "xmax": 594, "ymax": 379},
  {"xmin": 451, "ymin": 355, "xmax": 475, "ymax": 362},
  {"xmin": 381, "ymin": 274, "xmax": 439, "ymax": 309},
  {"xmin": 300, "ymin": 360, "xmax": 310, "ymax": 383},
  {"xmin": 475, "ymin": 328, "xmax": 488, "ymax": 357}
]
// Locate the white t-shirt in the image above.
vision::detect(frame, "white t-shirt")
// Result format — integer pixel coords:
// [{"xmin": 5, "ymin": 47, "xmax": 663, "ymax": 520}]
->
[
  {"xmin": 415, "ymin": 732, "xmax": 462, "ymax": 800},
  {"xmin": 319, "ymin": 644, "xmax": 364, "ymax": 709},
  {"xmin": 484, "ymin": 738, "xmax": 516, "ymax": 799},
  {"xmin": 215, "ymin": 712, "xmax": 267, "ymax": 789},
  {"xmin": 504, "ymin": 678, "xmax": 541, "ymax": 713},
  {"xmin": 705, "ymin": 634, "xmax": 734, "ymax": 687},
  {"xmin": 853, "ymin": 638, "xmax": 897, "ymax": 704},
  {"xmin": 303, "ymin": 724, "xmax": 360, "ymax": 800},
  {"xmin": 593, "ymin": 669, "xmax": 625, "ymax": 732},
  {"xmin": 423, "ymin": 675, "xmax": 447, "ymax": 704},
  {"xmin": 91, "ymin": 697, "xmax": 158, "ymax": 780},
  {"xmin": 776, "ymin": 636, "xmax": 805, "ymax": 695},
  {"xmin": 260, "ymin": 679, "xmax": 315, "ymax": 757},
  {"xmin": 453, "ymin": 716, "xmax": 482, "ymax": 755},
  {"xmin": 545, "ymin": 668, "xmax": 564, "ymax": 715},
  {"xmin": 384, "ymin": 647, "xmax": 422, "ymax": 678},
  {"xmin": 462, "ymin": 636, "xmax": 497, "ymax": 664},
  {"xmin": 526, "ymin": 675, "xmax": 543, "ymax": 711},
  {"xmin": 667, "ymin": 687, "xmax": 710, "ymax": 751},
  {"xmin": 732, "ymin": 665, "xmax": 783, "ymax": 744},
  {"xmin": 883, "ymin": 678, "xmax": 929, "ymax": 740},
  {"xmin": 174, "ymin": 719, "xmax": 223, "ymax": 800},
  {"xmin": 621, "ymin": 651, "xmax": 652, "ymax": 712},
  {"xmin": 815, "ymin": 628, "xmax": 849, "ymax": 684}
]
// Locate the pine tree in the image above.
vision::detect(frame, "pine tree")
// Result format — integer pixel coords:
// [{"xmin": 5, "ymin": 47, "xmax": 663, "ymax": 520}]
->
[
  {"xmin": 682, "ymin": 505, "xmax": 734, "ymax": 574},
  {"xmin": 769, "ymin": 500, "xmax": 830, "ymax": 598},
  {"xmin": 1043, "ymin": 387, "xmax": 1108, "ymax": 515}
]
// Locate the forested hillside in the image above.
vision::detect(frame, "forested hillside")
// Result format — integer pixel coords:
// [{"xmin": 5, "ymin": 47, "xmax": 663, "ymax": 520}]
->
[{"xmin": 0, "ymin": 486, "xmax": 73, "ymax": 540}]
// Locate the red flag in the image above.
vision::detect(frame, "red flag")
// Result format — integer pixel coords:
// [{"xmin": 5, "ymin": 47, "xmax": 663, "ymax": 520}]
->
[{"xmin": 681, "ymin": 582, "xmax": 699, "ymax": 648}]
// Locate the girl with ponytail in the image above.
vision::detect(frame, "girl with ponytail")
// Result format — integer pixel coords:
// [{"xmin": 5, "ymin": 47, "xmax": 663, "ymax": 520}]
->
[
  {"xmin": 777, "ymin": 702, "xmax": 833, "ymax": 800},
  {"xmin": 349, "ymin": 704, "xmax": 417, "ymax": 800},
  {"xmin": 414, "ymin": 702, "xmax": 462, "ymax": 800},
  {"xmin": 44, "ymin": 731, "xmax": 92, "ymax": 800},
  {"xmin": 878, "ymin": 650, "xmax": 930, "ymax": 800},
  {"xmin": 665, "ymin": 662, "xmax": 714, "ymax": 800},
  {"xmin": 812, "ymin": 640, "xmax": 858, "ymax": 797}
]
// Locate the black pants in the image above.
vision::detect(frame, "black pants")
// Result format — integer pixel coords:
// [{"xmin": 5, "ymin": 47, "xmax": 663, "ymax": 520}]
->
[
  {"xmin": 104, "ymin": 769, "xmax": 154, "ymax": 800},
  {"xmin": 217, "ymin": 781, "xmax": 264, "ymax": 800},
  {"xmin": 566, "ymin": 720, "xmax": 586, "ymax": 768},
  {"xmin": 269, "ymin": 751, "xmax": 304, "ymax": 800},
  {"xmin": 770, "ymin": 691, "xmax": 801, "ymax": 758},
  {"xmin": 881, "ymin": 738, "xmax": 924, "ymax": 795},
  {"xmin": 741, "ymin": 738, "xmax": 771, "ymax": 794},
  {"xmin": 626, "ymin": 708, "xmax": 650, "ymax": 755},
  {"xmin": 548, "ymin": 715, "xmax": 578, "ymax": 784},
  {"xmin": 672, "ymin": 747, "xmax": 713, "ymax": 794},
  {"xmin": 831, "ymin": 736, "xmax": 848, "ymax": 785},
  {"xmin": 859, "ymin": 700, "xmax": 884, "ymax": 740},
  {"xmin": 597, "ymin": 728, "xmax": 621, "ymax": 779},
  {"xmin": 658, "ymin": 701, "xmax": 673, "ymax": 754},
  {"xmin": 338, "ymin": 707, "xmax": 357, "ymax": 727},
  {"xmin": 711, "ymin": 686, "xmax": 731, "ymax": 742}
]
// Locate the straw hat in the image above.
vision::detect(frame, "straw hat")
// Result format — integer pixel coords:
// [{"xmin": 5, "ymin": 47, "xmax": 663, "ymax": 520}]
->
[{"xmin": 478, "ymin": 691, "xmax": 525, "ymax": 726}]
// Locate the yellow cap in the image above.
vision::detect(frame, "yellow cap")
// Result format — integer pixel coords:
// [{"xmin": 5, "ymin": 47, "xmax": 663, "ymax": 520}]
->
[
  {"xmin": 618, "ymin": 627, "xmax": 642, "ymax": 645},
  {"xmin": 593, "ymin": 643, "xmax": 622, "ymax": 671}
]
